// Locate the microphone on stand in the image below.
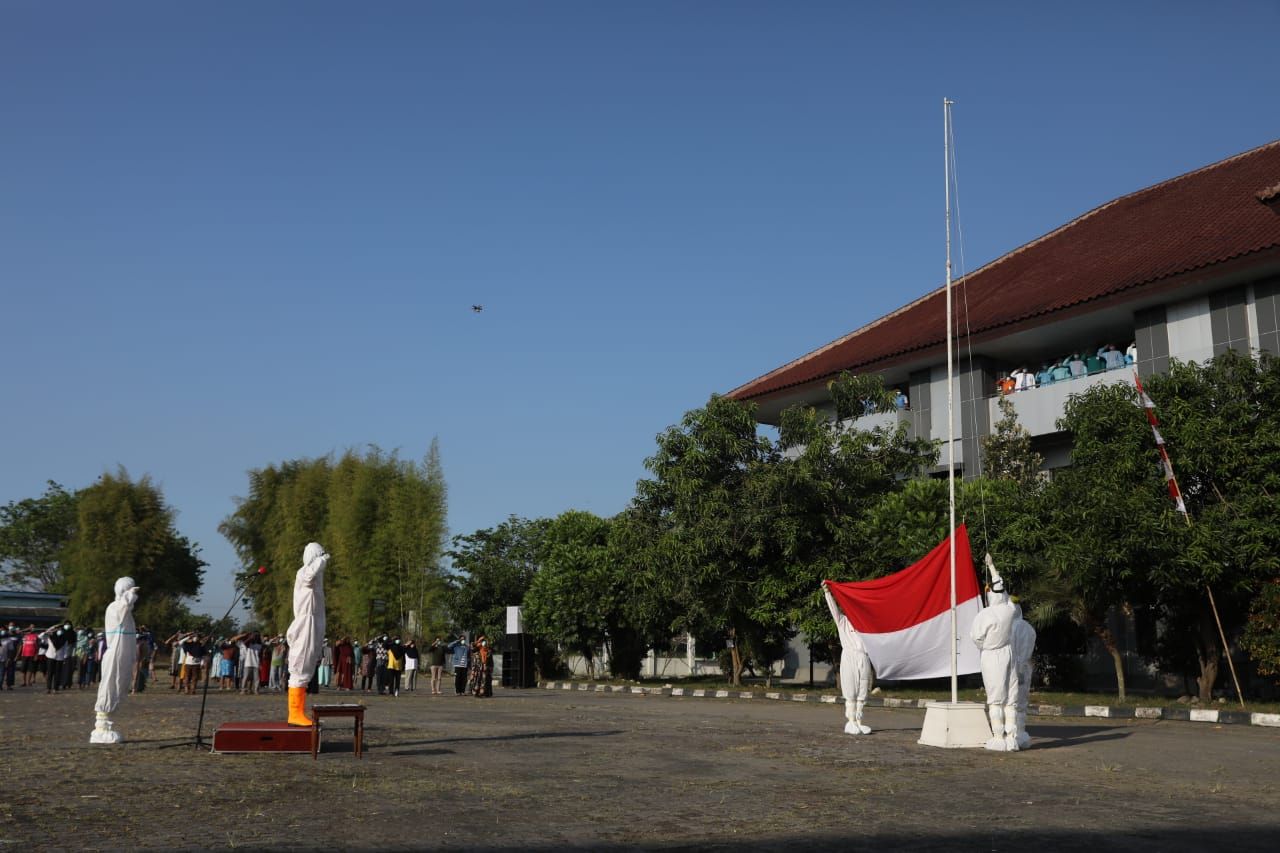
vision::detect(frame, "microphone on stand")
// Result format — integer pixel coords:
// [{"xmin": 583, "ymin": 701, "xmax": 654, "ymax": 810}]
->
[{"xmin": 190, "ymin": 565, "xmax": 269, "ymax": 751}]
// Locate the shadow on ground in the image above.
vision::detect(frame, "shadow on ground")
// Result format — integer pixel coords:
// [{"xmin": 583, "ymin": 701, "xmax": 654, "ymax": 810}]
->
[
  {"xmin": 401, "ymin": 827, "xmax": 1277, "ymax": 852},
  {"xmin": 1027, "ymin": 724, "xmax": 1132, "ymax": 750}
]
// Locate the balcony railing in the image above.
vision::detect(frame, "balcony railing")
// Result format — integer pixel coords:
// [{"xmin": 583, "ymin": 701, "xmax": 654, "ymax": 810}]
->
[{"xmin": 991, "ymin": 369, "xmax": 1132, "ymax": 437}]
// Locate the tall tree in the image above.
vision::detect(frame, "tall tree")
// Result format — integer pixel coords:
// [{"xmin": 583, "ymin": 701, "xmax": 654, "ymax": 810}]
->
[
  {"xmin": 1144, "ymin": 351, "xmax": 1280, "ymax": 700},
  {"xmin": 634, "ymin": 394, "xmax": 777, "ymax": 685},
  {"xmin": 0, "ymin": 481, "xmax": 77, "ymax": 591},
  {"xmin": 765, "ymin": 372, "xmax": 938, "ymax": 648},
  {"xmin": 523, "ymin": 511, "xmax": 614, "ymax": 678},
  {"xmin": 446, "ymin": 515, "xmax": 549, "ymax": 642},
  {"xmin": 60, "ymin": 470, "xmax": 206, "ymax": 626},
  {"xmin": 1034, "ymin": 351, "xmax": 1280, "ymax": 700},
  {"xmin": 607, "ymin": 504, "xmax": 687, "ymax": 677},
  {"xmin": 220, "ymin": 446, "xmax": 449, "ymax": 638},
  {"xmin": 1027, "ymin": 381, "xmax": 1169, "ymax": 701}
]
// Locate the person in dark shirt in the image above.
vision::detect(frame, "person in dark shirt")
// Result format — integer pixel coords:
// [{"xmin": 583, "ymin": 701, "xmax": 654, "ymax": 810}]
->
[
  {"xmin": 428, "ymin": 638, "xmax": 448, "ymax": 695},
  {"xmin": 335, "ymin": 637, "xmax": 354, "ymax": 691},
  {"xmin": 374, "ymin": 636, "xmax": 390, "ymax": 695},
  {"xmin": 449, "ymin": 635, "xmax": 471, "ymax": 695},
  {"xmin": 41, "ymin": 623, "xmax": 74, "ymax": 694},
  {"xmin": 181, "ymin": 634, "xmax": 206, "ymax": 695}
]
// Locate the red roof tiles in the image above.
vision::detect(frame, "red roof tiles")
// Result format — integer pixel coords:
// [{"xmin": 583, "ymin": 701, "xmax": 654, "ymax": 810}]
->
[{"xmin": 729, "ymin": 139, "xmax": 1280, "ymax": 401}]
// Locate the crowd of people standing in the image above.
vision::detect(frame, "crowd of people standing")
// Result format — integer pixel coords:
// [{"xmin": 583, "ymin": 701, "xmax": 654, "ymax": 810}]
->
[
  {"xmin": 0, "ymin": 620, "xmax": 156, "ymax": 694},
  {"xmin": 2, "ymin": 622, "xmax": 498, "ymax": 700},
  {"xmin": 997, "ymin": 342, "xmax": 1137, "ymax": 395}
]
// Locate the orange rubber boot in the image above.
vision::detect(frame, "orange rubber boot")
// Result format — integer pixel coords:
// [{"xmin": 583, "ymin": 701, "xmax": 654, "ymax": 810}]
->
[{"xmin": 287, "ymin": 686, "xmax": 312, "ymax": 726}]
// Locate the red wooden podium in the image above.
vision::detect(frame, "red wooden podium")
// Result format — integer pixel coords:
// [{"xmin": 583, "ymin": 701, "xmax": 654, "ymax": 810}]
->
[{"xmin": 212, "ymin": 721, "xmax": 315, "ymax": 754}]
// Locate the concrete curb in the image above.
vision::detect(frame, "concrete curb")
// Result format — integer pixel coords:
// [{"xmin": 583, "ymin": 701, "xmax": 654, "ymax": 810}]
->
[{"xmin": 537, "ymin": 681, "xmax": 1280, "ymax": 729}]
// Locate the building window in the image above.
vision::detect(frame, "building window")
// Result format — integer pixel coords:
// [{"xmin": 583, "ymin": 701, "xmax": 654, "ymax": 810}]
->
[
  {"xmin": 1210, "ymin": 286, "xmax": 1250, "ymax": 356},
  {"xmin": 1256, "ymin": 276, "xmax": 1280, "ymax": 356}
]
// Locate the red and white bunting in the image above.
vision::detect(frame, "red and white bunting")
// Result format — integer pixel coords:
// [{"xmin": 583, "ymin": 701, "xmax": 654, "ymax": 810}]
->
[{"xmin": 1134, "ymin": 372, "xmax": 1188, "ymax": 517}]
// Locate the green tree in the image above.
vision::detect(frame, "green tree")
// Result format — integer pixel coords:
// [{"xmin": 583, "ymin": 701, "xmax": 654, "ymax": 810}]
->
[
  {"xmin": 1032, "ymin": 351, "xmax": 1280, "ymax": 701},
  {"xmin": 1023, "ymin": 380, "xmax": 1170, "ymax": 701},
  {"xmin": 634, "ymin": 394, "xmax": 778, "ymax": 685},
  {"xmin": 220, "ymin": 446, "xmax": 449, "ymax": 638},
  {"xmin": 523, "ymin": 511, "xmax": 614, "ymax": 678},
  {"xmin": 983, "ymin": 395, "xmax": 1045, "ymax": 487},
  {"xmin": 765, "ymin": 372, "xmax": 938, "ymax": 649},
  {"xmin": 606, "ymin": 504, "xmax": 687, "ymax": 677},
  {"xmin": 446, "ymin": 516, "xmax": 549, "ymax": 642},
  {"xmin": 60, "ymin": 470, "xmax": 206, "ymax": 627},
  {"xmin": 1242, "ymin": 578, "xmax": 1280, "ymax": 679},
  {"xmin": 1144, "ymin": 351, "xmax": 1280, "ymax": 699},
  {"xmin": 0, "ymin": 481, "xmax": 77, "ymax": 591}
]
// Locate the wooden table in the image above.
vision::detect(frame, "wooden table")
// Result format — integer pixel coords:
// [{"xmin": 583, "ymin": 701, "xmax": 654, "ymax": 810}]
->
[{"xmin": 311, "ymin": 704, "xmax": 366, "ymax": 759}]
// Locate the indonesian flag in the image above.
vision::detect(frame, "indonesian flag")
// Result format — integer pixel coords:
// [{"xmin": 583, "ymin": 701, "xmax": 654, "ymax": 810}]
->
[{"xmin": 823, "ymin": 525, "xmax": 983, "ymax": 680}]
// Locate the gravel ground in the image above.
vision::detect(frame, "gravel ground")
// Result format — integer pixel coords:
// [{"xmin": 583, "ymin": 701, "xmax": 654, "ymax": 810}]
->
[{"xmin": 1, "ymin": 681, "xmax": 1277, "ymax": 851}]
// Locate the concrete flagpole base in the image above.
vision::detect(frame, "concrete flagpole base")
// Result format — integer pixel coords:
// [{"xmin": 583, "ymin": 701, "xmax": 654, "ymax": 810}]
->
[{"xmin": 918, "ymin": 701, "xmax": 991, "ymax": 748}]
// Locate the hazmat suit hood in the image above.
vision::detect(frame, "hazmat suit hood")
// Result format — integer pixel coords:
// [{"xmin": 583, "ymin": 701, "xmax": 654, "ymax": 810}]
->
[
  {"xmin": 302, "ymin": 542, "xmax": 326, "ymax": 564},
  {"xmin": 114, "ymin": 576, "xmax": 139, "ymax": 607}
]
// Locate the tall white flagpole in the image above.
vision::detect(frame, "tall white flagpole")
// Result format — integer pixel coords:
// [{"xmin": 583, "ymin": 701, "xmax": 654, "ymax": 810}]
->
[
  {"xmin": 920, "ymin": 99, "xmax": 992, "ymax": 747},
  {"xmin": 944, "ymin": 97, "xmax": 958, "ymax": 705}
]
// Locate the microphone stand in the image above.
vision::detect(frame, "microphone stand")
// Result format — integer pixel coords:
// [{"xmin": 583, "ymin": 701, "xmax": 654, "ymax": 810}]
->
[{"xmin": 163, "ymin": 570, "xmax": 261, "ymax": 751}]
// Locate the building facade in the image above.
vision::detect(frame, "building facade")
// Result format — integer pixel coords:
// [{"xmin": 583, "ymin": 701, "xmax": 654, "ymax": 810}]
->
[
  {"xmin": 0, "ymin": 589, "xmax": 69, "ymax": 629},
  {"xmin": 729, "ymin": 140, "xmax": 1280, "ymax": 475}
]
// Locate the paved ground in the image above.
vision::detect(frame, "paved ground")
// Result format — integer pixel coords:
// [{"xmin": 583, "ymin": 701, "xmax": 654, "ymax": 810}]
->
[{"xmin": 1, "ymin": 681, "xmax": 1278, "ymax": 851}]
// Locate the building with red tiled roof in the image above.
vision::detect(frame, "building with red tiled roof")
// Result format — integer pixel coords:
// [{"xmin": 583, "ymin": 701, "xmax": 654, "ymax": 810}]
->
[{"xmin": 728, "ymin": 139, "xmax": 1280, "ymax": 473}]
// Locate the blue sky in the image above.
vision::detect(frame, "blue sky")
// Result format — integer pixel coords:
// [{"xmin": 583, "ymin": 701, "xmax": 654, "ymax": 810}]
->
[{"xmin": 3, "ymin": 1, "xmax": 1277, "ymax": 618}]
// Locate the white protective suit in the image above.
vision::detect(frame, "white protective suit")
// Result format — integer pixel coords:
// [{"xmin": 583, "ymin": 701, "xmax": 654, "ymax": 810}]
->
[
  {"xmin": 1011, "ymin": 604, "xmax": 1037, "ymax": 750},
  {"xmin": 91, "ymin": 577, "xmax": 139, "ymax": 744},
  {"xmin": 970, "ymin": 561, "xmax": 1018, "ymax": 751},
  {"xmin": 286, "ymin": 542, "xmax": 329, "ymax": 688},
  {"xmin": 823, "ymin": 586, "xmax": 874, "ymax": 735}
]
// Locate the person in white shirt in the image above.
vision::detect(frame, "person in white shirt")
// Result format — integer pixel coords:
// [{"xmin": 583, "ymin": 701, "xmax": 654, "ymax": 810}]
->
[
  {"xmin": 1101, "ymin": 344, "xmax": 1126, "ymax": 370},
  {"xmin": 231, "ymin": 632, "xmax": 263, "ymax": 694}
]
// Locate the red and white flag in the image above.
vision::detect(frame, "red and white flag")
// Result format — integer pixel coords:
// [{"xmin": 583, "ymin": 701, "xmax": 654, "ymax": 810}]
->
[{"xmin": 823, "ymin": 525, "xmax": 983, "ymax": 680}]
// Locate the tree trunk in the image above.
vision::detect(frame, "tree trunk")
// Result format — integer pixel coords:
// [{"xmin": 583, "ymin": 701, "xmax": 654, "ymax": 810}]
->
[
  {"xmin": 729, "ymin": 629, "xmax": 742, "ymax": 687},
  {"xmin": 1195, "ymin": 608, "xmax": 1220, "ymax": 703},
  {"xmin": 1092, "ymin": 622, "xmax": 1126, "ymax": 702}
]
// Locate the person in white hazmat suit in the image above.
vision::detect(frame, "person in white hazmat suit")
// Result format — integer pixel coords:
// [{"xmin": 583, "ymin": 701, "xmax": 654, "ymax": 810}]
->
[
  {"xmin": 91, "ymin": 577, "xmax": 139, "ymax": 744},
  {"xmin": 285, "ymin": 542, "xmax": 330, "ymax": 726},
  {"xmin": 969, "ymin": 556, "xmax": 1019, "ymax": 751},
  {"xmin": 1011, "ymin": 603, "xmax": 1037, "ymax": 750},
  {"xmin": 823, "ymin": 586, "xmax": 873, "ymax": 735}
]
